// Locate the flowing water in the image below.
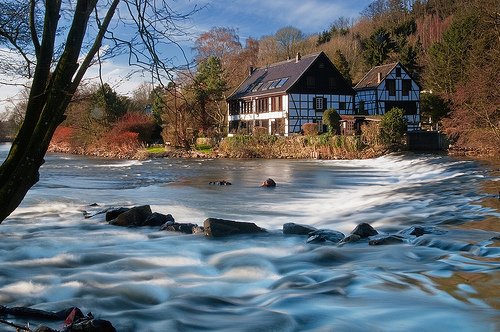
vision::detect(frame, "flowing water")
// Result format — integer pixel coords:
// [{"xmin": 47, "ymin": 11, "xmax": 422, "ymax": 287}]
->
[{"xmin": 0, "ymin": 143, "xmax": 499, "ymax": 331}]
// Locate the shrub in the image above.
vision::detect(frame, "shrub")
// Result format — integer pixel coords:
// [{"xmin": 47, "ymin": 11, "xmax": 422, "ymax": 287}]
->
[
  {"xmin": 381, "ymin": 107, "xmax": 408, "ymax": 144},
  {"xmin": 302, "ymin": 122, "xmax": 319, "ymax": 135},
  {"xmin": 322, "ymin": 108, "xmax": 341, "ymax": 134},
  {"xmin": 253, "ymin": 126, "xmax": 268, "ymax": 137},
  {"xmin": 113, "ymin": 112, "xmax": 155, "ymax": 143}
]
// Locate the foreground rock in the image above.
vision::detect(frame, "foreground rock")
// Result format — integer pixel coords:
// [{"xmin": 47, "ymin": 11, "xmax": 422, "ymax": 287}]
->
[
  {"xmin": 283, "ymin": 222, "xmax": 317, "ymax": 235},
  {"xmin": 144, "ymin": 212, "xmax": 175, "ymax": 226},
  {"xmin": 369, "ymin": 235, "xmax": 405, "ymax": 245},
  {"xmin": 204, "ymin": 218, "xmax": 266, "ymax": 237},
  {"xmin": 350, "ymin": 223, "xmax": 378, "ymax": 238},
  {"xmin": 108, "ymin": 205, "xmax": 153, "ymax": 227},
  {"xmin": 0, "ymin": 305, "xmax": 115, "ymax": 332},
  {"xmin": 160, "ymin": 221, "xmax": 203, "ymax": 234},
  {"xmin": 105, "ymin": 207, "xmax": 130, "ymax": 221},
  {"xmin": 307, "ymin": 229, "xmax": 345, "ymax": 244}
]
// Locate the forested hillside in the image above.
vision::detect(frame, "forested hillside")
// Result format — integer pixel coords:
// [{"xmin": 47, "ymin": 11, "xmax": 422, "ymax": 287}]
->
[{"xmin": 2, "ymin": 0, "xmax": 497, "ymax": 154}]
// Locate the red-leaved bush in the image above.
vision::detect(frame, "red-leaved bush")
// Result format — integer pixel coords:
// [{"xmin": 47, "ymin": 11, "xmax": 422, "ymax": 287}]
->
[
  {"xmin": 112, "ymin": 113, "xmax": 155, "ymax": 143},
  {"xmin": 302, "ymin": 123, "xmax": 319, "ymax": 136},
  {"xmin": 49, "ymin": 126, "xmax": 75, "ymax": 152}
]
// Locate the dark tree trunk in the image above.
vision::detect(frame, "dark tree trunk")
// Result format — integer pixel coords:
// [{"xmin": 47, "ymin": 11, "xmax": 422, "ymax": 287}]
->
[{"xmin": 0, "ymin": 0, "xmax": 119, "ymax": 223}]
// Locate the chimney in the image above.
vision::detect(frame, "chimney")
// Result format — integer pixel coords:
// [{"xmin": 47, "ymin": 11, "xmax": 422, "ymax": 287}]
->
[
  {"xmin": 296, "ymin": 52, "xmax": 301, "ymax": 63},
  {"xmin": 249, "ymin": 66, "xmax": 254, "ymax": 75},
  {"xmin": 377, "ymin": 72, "xmax": 382, "ymax": 84}
]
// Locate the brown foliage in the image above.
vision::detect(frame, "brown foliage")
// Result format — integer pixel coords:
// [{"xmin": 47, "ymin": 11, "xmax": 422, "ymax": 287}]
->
[
  {"xmin": 302, "ymin": 123, "xmax": 319, "ymax": 136},
  {"xmin": 443, "ymin": 66, "xmax": 500, "ymax": 152}
]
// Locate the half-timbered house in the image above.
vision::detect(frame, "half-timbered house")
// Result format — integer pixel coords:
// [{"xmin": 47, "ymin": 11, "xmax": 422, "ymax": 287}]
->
[
  {"xmin": 354, "ymin": 62, "xmax": 421, "ymax": 131},
  {"xmin": 227, "ymin": 51, "xmax": 356, "ymax": 136}
]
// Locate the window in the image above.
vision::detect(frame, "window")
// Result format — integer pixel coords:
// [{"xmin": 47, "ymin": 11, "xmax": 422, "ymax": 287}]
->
[
  {"xmin": 307, "ymin": 76, "xmax": 315, "ymax": 87},
  {"xmin": 402, "ymin": 79, "xmax": 412, "ymax": 96},
  {"xmin": 269, "ymin": 80, "xmax": 280, "ymax": 89},
  {"xmin": 262, "ymin": 81, "xmax": 273, "ymax": 90},
  {"xmin": 256, "ymin": 98, "xmax": 268, "ymax": 113},
  {"xmin": 271, "ymin": 96, "xmax": 282, "ymax": 111},
  {"xmin": 252, "ymin": 82, "xmax": 263, "ymax": 92},
  {"xmin": 314, "ymin": 97, "xmax": 326, "ymax": 110},
  {"xmin": 319, "ymin": 62, "xmax": 324, "ymax": 68},
  {"xmin": 396, "ymin": 67, "xmax": 401, "ymax": 77},
  {"xmin": 339, "ymin": 102, "xmax": 346, "ymax": 110},
  {"xmin": 276, "ymin": 78, "xmax": 288, "ymax": 88},
  {"xmin": 386, "ymin": 79, "xmax": 396, "ymax": 96}
]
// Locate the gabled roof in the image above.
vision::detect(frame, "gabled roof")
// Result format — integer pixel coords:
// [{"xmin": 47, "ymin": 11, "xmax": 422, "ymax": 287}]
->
[
  {"xmin": 354, "ymin": 62, "xmax": 399, "ymax": 89},
  {"xmin": 227, "ymin": 51, "xmax": 325, "ymax": 100}
]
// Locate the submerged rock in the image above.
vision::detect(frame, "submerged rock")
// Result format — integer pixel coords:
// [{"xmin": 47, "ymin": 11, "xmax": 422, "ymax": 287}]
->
[
  {"xmin": 160, "ymin": 221, "xmax": 203, "ymax": 234},
  {"xmin": 209, "ymin": 180, "xmax": 232, "ymax": 185},
  {"xmin": 350, "ymin": 223, "xmax": 378, "ymax": 238},
  {"xmin": 261, "ymin": 178, "xmax": 276, "ymax": 187},
  {"xmin": 369, "ymin": 235, "xmax": 404, "ymax": 245},
  {"xmin": 341, "ymin": 234, "xmax": 362, "ymax": 243},
  {"xmin": 398, "ymin": 225, "xmax": 447, "ymax": 237},
  {"xmin": 203, "ymin": 218, "xmax": 266, "ymax": 237},
  {"xmin": 307, "ymin": 229, "xmax": 345, "ymax": 244},
  {"xmin": 283, "ymin": 222, "xmax": 317, "ymax": 235},
  {"xmin": 109, "ymin": 205, "xmax": 153, "ymax": 227}
]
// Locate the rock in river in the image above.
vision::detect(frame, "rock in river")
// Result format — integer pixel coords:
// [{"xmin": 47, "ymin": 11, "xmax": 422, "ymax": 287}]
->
[
  {"xmin": 307, "ymin": 229, "xmax": 345, "ymax": 244},
  {"xmin": 109, "ymin": 205, "xmax": 153, "ymax": 227},
  {"xmin": 203, "ymin": 218, "xmax": 266, "ymax": 237},
  {"xmin": 283, "ymin": 222, "xmax": 317, "ymax": 235},
  {"xmin": 350, "ymin": 223, "xmax": 378, "ymax": 238}
]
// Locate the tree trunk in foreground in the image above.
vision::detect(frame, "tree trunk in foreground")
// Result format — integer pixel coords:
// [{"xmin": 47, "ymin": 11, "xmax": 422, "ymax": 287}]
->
[{"xmin": 0, "ymin": 0, "xmax": 119, "ymax": 223}]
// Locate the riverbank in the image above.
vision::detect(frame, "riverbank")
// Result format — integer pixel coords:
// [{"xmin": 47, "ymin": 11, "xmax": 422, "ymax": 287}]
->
[{"xmin": 48, "ymin": 134, "xmax": 395, "ymax": 160}]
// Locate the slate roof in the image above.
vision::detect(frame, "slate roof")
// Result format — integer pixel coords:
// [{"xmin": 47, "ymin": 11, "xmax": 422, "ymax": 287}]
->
[
  {"xmin": 227, "ymin": 51, "xmax": 324, "ymax": 100},
  {"xmin": 354, "ymin": 62, "xmax": 399, "ymax": 90}
]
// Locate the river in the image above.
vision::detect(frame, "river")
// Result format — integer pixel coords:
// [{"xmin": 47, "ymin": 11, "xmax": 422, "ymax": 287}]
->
[{"xmin": 0, "ymin": 143, "xmax": 499, "ymax": 331}]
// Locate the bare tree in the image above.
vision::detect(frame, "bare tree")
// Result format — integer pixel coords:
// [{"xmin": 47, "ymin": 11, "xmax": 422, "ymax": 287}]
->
[
  {"xmin": 0, "ymin": 0, "xmax": 199, "ymax": 223},
  {"xmin": 275, "ymin": 26, "xmax": 306, "ymax": 59}
]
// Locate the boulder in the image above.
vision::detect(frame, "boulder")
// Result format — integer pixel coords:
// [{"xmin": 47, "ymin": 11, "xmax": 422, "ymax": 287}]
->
[
  {"xmin": 350, "ymin": 223, "xmax": 378, "ymax": 238},
  {"xmin": 109, "ymin": 205, "xmax": 152, "ymax": 227},
  {"xmin": 283, "ymin": 223, "xmax": 317, "ymax": 235},
  {"xmin": 341, "ymin": 234, "xmax": 361, "ymax": 243},
  {"xmin": 160, "ymin": 222, "xmax": 203, "ymax": 234},
  {"xmin": 105, "ymin": 207, "xmax": 130, "ymax": 221},
  {"xmin": 260, "ymin": 178, "xmax": 276, "ymax": 187},
  {"xmin": 63, "ymin": 318, "xmax": 116, "ymax": 332},
  {"xmin": 203, "ymin": 218, "xmax": 266, "ymax": 237},
  {"xmin": 306, "ymin": 229, "xmax": 345, "ymax": 244},
  {"xmin": 369, "ymin": 235, "xmax": 404, "ymax": 245},
  {"xmin": 144, "ymin": 212, "xmax": 175, "ymax": 226}
]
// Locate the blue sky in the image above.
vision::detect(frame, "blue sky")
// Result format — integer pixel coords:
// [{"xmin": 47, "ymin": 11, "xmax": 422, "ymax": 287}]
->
[
  {"xmin": 0, "ymin": 0, "xmax": 372, "ymax": 114},
  {"xmin": 188, "ymin": 0, "xmax": 372, "ymax": 40}
]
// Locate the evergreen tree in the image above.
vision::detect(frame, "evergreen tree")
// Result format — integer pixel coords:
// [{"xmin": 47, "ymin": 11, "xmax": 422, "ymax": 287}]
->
[
  {"xmin": 363, "ymin": 27, "xmax": 395, "ymax": 67},
  {"xmin": 332, "ymin": 50, "xmax": 352, "ymax": 86},
  {"xmin": 192, "ymin": 56, "xmax": 228, "ymax": 134}
]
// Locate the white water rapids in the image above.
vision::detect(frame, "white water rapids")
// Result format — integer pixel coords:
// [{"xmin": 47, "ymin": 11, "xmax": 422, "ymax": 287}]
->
[{"xmin": 0, "ymin": 143, "xmax": 499, "ymax": 331}]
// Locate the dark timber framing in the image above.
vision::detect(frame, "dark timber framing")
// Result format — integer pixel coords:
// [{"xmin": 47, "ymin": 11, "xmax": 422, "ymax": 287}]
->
[{"xmin": 227, "ymin": 51, "xmax": 356, "ymax": 136}]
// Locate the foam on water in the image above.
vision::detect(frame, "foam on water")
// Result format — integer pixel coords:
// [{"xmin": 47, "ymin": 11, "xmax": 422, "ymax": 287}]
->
[{"xmin": 0, "ymin": 148, "xmax": 499, "ymax": 331}]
